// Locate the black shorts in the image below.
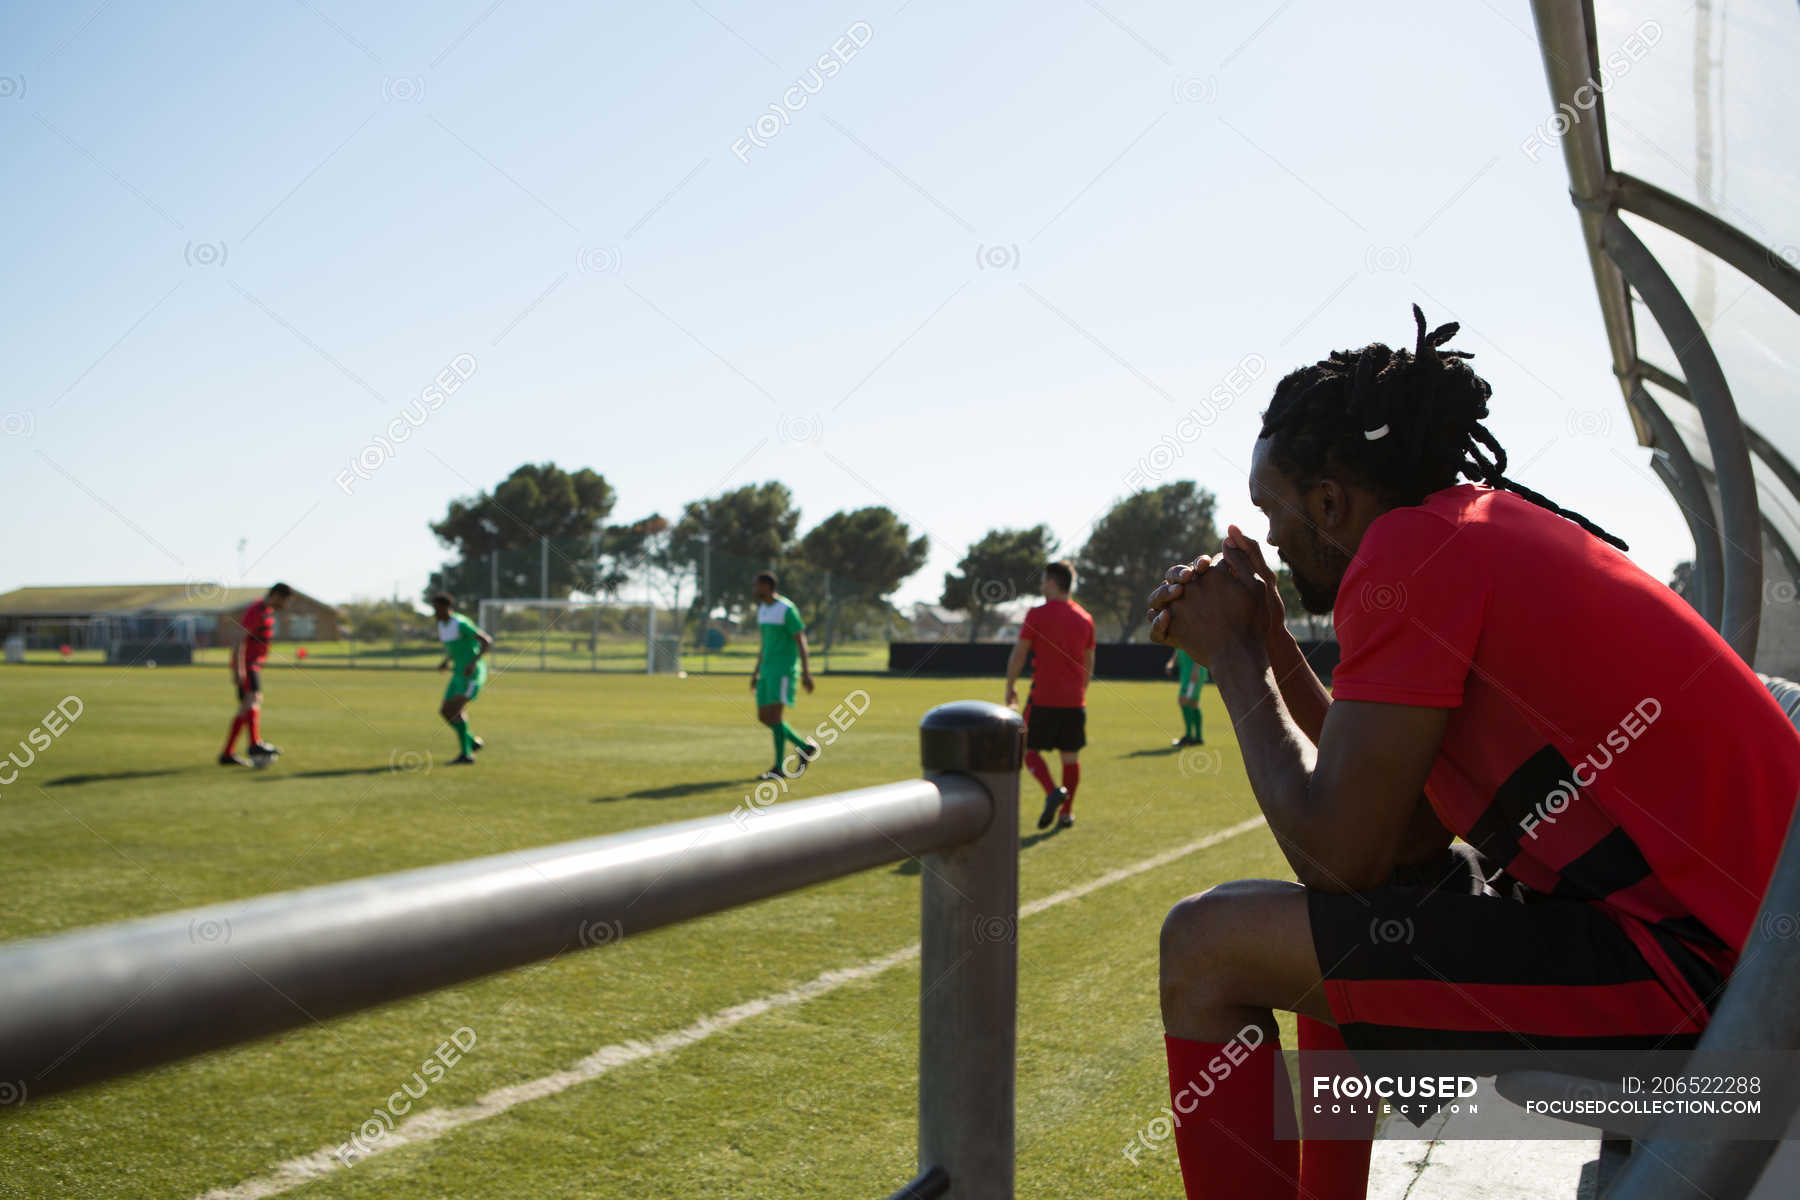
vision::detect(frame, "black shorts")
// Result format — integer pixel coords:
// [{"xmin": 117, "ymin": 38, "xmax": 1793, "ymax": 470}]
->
[
  {"xmin": 236, "ymin": 664, "xmax": 262, "ymax": 702},
  {"xmin": 1023, "ymin": 702, "xmax": 1085, "ymax": 752},
  {"xmin": 1308, "ymin": 849, "xmax": 1721, "ymax": 1068}
]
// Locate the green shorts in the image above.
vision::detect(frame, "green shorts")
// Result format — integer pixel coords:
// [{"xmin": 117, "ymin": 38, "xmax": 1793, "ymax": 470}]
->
[
  {"xmin": 755, "ymin": 671, "xmax": 798, "ymax": 708},
  {"xmin": 1177, "ymin": 662, "xmax": 1206, "ymax": 702},
  {"xmin": 444, "ymin": 670, "xmax": 485, "ymax": 704}
]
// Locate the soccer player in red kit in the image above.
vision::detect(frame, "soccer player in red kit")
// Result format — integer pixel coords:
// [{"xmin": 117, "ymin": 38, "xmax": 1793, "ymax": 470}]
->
[
  {"xmin": 1145, "ymin": 308, "xmax": 1800, "ymax": 1200},
  {"xmin": 1005, "ymin": 560, "xmax": 1096, "ymax": 831},
  {"xmin": 220, "ymin": 583, "xmax": 293, "ymax": 766}
]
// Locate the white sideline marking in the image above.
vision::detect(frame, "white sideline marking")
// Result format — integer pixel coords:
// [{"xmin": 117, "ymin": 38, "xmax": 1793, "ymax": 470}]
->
[{"xmin": 199, "ymin": 815, "xmax": 1268, "ymax": 1199}]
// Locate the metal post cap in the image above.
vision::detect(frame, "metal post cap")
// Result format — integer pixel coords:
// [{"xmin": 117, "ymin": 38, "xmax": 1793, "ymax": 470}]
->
[{"xmin": 919, "ymin": 701, "xmax": 1024, "ymax": 774}]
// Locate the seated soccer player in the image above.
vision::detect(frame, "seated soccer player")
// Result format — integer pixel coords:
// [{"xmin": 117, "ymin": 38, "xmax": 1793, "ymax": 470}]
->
[{"xmin": 1145, "ymin": 307, "xmax": 1800, "ymax": 1200}]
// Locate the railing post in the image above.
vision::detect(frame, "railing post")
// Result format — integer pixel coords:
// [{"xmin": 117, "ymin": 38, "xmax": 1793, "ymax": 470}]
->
[{"xmin": 917, "ymin": 701, "xmax": 1023, "ymax": 1199}]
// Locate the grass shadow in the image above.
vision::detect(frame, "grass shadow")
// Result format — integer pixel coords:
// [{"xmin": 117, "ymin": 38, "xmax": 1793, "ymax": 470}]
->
[
  {"xmin": 258, "ymin": 766, "xmax": 406, "ymax": 780},
  {"xmin": 45, "ymin": 768, "xmax": 189, "ymax": 787},
  {"xmin": 592, "ymin": 778, "xmax": 751, "ymax": 803},
  {"xmin": 1119, "ymin": 745, "xmax": 1187, "ymax": 758}
]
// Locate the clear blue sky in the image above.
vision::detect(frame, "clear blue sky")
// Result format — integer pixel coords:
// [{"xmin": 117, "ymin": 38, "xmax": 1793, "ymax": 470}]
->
[{"xmin": 1, "ymin": 0, "xmax": 1692, "ymax": 609}]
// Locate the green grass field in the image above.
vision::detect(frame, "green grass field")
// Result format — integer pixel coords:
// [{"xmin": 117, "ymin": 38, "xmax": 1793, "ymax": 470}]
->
[
  {"xmin": 0, "ymin": 660, "xmax": 1288, "ymax": 1199},
  {"xmin": 22, "ymin": 637, "xmax": 894, "ymax": 674}
]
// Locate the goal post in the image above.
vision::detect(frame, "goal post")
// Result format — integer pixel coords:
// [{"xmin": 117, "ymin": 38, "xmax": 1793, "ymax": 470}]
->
[{"xmin": 474, "ymin": 598, "xmax": 681, "ymax": 674}]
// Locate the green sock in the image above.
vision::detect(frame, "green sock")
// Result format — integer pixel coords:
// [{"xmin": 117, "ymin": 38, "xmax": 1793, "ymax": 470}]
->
[
  {"xmin": 1189, "ymin": 706, "xmax": 1203, "ymax": 741},
  {"xmin": 778, "ymin": 722, "xmax": 810, "ymax": 754},
  {"xmin": 453, "ymin": 719, "xmax": 473, "ymax": 755},
  {"xmin": 771, "ymin": 725, "xmax": 785, "ymax": 766}
]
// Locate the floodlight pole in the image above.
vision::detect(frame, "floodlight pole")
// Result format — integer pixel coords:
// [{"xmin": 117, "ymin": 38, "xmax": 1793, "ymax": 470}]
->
[{"xmin": 645, "ymin": 565, "xmax": 656, "ymax": 675}]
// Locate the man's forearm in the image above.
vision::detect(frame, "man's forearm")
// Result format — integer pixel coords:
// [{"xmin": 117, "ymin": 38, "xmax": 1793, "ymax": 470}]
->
[
  {"xmin": 1207, "ymin": 637, "xmax": 1326, "ymax": 884},
  {"xmin": 1265, "ymin": 625, "xmax": 1331, "ymax": 744},
  {"xmin": 1005, "ymin": 644, "xmax": 1027, "ymax": 688}
]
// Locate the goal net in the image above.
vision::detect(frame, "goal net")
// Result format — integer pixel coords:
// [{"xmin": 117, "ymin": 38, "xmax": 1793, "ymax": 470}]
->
[{"xmin": 475, "ymin": 598, "xmax": 682, "ymax": 674}]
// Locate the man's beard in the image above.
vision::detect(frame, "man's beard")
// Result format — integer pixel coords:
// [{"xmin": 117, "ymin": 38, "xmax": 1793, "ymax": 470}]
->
[{"xmin": 1289, "ymin": 528, "xmax": 1351, "ymax": 615}]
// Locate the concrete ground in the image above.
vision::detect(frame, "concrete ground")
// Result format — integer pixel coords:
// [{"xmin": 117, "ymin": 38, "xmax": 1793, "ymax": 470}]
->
[
  {"xmin": 1368, "ymin": 1134, "xmax": 1599, "ymax": 1199},
  {"xmin": 1370, "ymin": 1124, "xmax": 1800, "ymax": 1198}
]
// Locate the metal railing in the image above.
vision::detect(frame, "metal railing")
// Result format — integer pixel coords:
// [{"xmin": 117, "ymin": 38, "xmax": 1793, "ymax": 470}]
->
[{"xmin": 0, "ymin": 700, "xmax": 1024, "ymax": 1199}]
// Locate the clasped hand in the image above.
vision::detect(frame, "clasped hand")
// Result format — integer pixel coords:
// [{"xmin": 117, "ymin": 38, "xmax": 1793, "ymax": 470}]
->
[{"xmin": 1145, "ymin": 526, "xmax": 1283, "ymax": 668}]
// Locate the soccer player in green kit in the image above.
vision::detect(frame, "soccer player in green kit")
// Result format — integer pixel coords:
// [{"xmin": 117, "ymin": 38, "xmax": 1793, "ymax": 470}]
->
[
  {"xmin": 749, "ymin": 571, "xmax": 819, "ymax": 779},
  {"xmin": 1164, "ymin": 647, "xmax": 1207, "ymax": 746},
  {"xmin": 432, "ymin": 593, "xmax": 494, "ymax": 765}
]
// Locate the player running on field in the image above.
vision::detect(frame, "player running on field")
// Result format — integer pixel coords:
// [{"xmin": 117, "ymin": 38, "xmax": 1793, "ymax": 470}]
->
[
  {"xmin": 432, "ymin": 593, "xmax": 493, "ymax": 766},
  {"xmin": 220, "ymin": 582, "xmax": 292, "ymax": 766},
  {"xmin": 1146, "ymin": 307, "xmax": 1800, "ymax": 1200},
  {"xmin": 1164, "ymin": 647, "xmax": 1207, "ymax": 746},
  {"xmin": 749, "ymin": 571, "xmax": 818, "ymax": 780},
  {"xmin": 1005, "ymin": 560, "xmax": 1095, "ymax": 832}
]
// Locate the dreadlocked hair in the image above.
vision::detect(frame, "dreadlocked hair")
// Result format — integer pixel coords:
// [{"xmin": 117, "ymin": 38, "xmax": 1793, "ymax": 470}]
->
[{"xmin": 1258, "ymin": 304, "xmax": 1628, "ymax": 551}]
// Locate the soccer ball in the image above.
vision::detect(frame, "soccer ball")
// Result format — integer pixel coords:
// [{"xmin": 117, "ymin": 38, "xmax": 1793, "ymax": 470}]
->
[{"xmin": 249, "ymin": 747, "xmax": 276, "ymax": 770}]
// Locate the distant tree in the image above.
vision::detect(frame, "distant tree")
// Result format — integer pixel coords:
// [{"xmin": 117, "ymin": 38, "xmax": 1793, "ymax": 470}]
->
[
  {"xmin": 941, "ymin": 525, "xmax": 1058, "ymax": 642},
  {"xmin": 1273, "ymin": 565, "xmax": 1304, "ymax": 616},
  {"xmin": 597, "ymin": 514, "xmax": 692, "ymax": 618},
  {"xmin": 426, "ymin": 463, "xmax": 616, "ymax": 601},
  {"xmin": 339, "ymin": 598, "xmax": 405, "ymax": 642},
  {"xmin": 669, "ymin": 482, "xmax": 801, "ymax": 623},
  {"xmin": 1670, "ymin": 560, "xmax": 1698, "ymax": 608},
  {"xmin": 793, "ymin": 507, "xmax": 929, "ymax": 650},
  {"xmin": 1076, "ymin": 483, "xmax": 1220, "ymax": 641},
  {"xmin": 1274, "ymin": 565, "xmax": 1332, "ymax": 639}
]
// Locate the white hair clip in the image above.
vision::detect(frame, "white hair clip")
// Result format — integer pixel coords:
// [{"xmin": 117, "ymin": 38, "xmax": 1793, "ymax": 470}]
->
[{"xmin": 1363, "ymin": 424, "xmax": 1391, "ymax": 441}]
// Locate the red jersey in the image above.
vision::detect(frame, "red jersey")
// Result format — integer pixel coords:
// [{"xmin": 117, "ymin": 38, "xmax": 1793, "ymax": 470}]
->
[
  {"xmin": 1021, "ymin": 598, "xmax": 1096, "ymax": 707},
  {"xmin": 238, "ymin": 599, "xmax": 276, "ymax": 668},
  {"xmin": 1333, "ymin": 485, "xmax": 1800, "ymax": 1009}
]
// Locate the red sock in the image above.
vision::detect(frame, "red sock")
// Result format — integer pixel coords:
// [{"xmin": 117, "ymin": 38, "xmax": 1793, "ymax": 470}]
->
[
  {"xmin": 1024, "ymin": 751, "xmax": 1055, "ymax": 794},
  {"xmin": 1164, "ymin": 1033, "xmax": 1297, "ymax": 1200},
  {"xmin": 1299, "ymin": 1017, "xmax": 1372, "ymax": 1199},
  {"xmin": 1060, "ymin": 762, "xmax": 1080, "ymax": 812},
  {"xmin": 248, "ymin": 708, "xmax": 262, "ymax": 745},
  {"xmin": 223, "ymin": 713, "xmax": 247, "ymax": 753}
]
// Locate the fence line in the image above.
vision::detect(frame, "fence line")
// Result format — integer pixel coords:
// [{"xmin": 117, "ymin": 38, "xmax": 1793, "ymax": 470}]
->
[{"xmin": 0, "ymin": 701, "xmax": 1024, "ymax": 1199}]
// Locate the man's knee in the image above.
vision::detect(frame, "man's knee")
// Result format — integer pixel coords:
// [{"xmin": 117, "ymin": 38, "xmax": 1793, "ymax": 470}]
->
[
  {"xmin": 1160, "ymin": 879, "xmax": 1296, "ymax": 995},
  {"xmin": 1163, "ymin": 881, "xmax": 1260, "ymax": 961}
]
